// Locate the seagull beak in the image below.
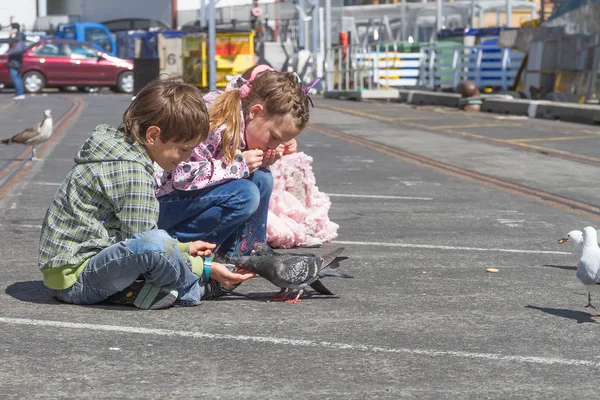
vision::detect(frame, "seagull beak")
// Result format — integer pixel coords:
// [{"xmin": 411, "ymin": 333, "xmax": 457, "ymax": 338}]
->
[{"xmin": 558, "ymin": 238, "xmax": 568, "ymax": 244}]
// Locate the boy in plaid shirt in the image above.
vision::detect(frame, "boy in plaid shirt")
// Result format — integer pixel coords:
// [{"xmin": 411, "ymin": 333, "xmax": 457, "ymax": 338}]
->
[{"xmin": 39, "ymin": 79, "xmax": 254, "ymax": 309}]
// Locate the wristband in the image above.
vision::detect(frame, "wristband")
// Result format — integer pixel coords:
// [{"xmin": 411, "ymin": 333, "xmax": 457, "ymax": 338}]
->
[{"xmin": 203, "ymin": 256, "xmax": 212, "ymax": 281}]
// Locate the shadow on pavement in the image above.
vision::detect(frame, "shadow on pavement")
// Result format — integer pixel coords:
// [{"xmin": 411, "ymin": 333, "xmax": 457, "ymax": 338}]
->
[
  {"xmin": 525, "ymin": 305, "xmax": 598, "ymax": 324},
  {"xmin": 542, "ymin": 264, "xmax": 577, "ymax": 271},
  {"xmin": 5, "ymin": 280, "xmax": 60, "ymax": 305}
]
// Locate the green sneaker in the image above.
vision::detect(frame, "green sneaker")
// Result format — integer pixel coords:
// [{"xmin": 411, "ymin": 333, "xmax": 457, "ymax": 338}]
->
[{"xmin": 107, "ymin": 281, "xmax": 178, "ymax": 310}]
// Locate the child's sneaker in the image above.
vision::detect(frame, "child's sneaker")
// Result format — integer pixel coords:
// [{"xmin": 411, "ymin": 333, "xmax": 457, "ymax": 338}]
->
[
  {"xmin": 107, "ymin": 280, "xmax": 178, "ymax": 310},
  {"xmin": 200, "ymin": 264, "xmax": 241, "ymax": 300}
]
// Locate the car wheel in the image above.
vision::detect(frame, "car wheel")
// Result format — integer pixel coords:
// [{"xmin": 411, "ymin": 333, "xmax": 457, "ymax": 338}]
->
[
  {"xmin": 23, "ymin": 71, "xmax": 45, "ymax": 93},
  {"xmin": 116, "ymin": 71, "xmax": 134, "ymax": 94}
]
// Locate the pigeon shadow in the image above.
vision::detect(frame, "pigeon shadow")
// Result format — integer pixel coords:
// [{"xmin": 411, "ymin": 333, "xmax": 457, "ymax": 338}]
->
[
  {"xmin": 216, "ymin": 290, "xmax": 341, "ymax": 302},
  {"xmin": 542, "ymin": 264, "xmax": 576, "ymax": 271},
  {"xmin": 525, "ymin": 305, "xmax": 598, "ymax": 324},
  {"xmin": 5, "ymin": 280, "xmax": 61, "ymax": 305}
]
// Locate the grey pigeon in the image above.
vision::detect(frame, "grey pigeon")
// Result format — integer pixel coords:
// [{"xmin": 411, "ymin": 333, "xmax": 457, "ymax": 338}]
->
[
  {"xmin": 1, "ymin": 109, "xmax": 53, "ymax": 160},
  {"xmin": 251, "ymin": 242, "xmax": 348, "ymax": 295},
  {"xmin": 576, "ymin": 226, "xmax": 600, "ymax": 310},
  {"xmin": 235, "ymin": 246, "xmax": 353, "ymax": 303}
]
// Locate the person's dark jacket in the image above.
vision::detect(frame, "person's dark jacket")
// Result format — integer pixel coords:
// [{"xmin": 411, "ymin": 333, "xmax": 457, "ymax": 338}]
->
[{"xmin": 4, "ymin": 33, "xmax": 26, "ymax": 69}]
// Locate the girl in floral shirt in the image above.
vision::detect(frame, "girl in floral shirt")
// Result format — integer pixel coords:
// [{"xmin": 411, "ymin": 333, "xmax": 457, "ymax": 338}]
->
[{"xmin": 155, "ymin": 69, "xmax": 311, "ymax": 262}]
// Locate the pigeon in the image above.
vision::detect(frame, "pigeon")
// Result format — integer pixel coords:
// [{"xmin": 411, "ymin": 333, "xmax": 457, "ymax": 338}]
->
[
  {"xmin": 576, "ymin": 226, "xmax": 600, "ymax": 310},
  {"xmin": 235, "ymin": 246, "xmax": 353, "ymax": 303},
  {"xmin": 251, "ymin": 242, "xmax": 348, "ymax": 295},
  {"xmin": 1, "ymin": 109, "xmax": 53, "ymax": 160}
]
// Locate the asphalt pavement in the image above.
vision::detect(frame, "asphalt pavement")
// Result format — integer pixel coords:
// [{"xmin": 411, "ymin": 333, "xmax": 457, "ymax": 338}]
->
[{"xmin": 0, "ymin": 91, "xmax": 599, "ymax": 399}]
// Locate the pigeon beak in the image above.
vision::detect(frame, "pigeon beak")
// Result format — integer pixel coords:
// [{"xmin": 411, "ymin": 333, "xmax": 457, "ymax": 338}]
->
[{"xmin": 558, "ymin": 238, "xmax": 568, "ymax": 244}]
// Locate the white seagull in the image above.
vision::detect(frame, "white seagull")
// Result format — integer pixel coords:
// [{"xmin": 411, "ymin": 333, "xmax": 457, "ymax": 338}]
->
[
  {"xmin": 576, "ymin": 226, "xmax": 600, "ymax": 310},
  {"xmin": 1, "ymin": 109, "xmax": 53, "ymax": 160},
  {"xmin": 558, "ymin": 230, "xmax": 583, "ymax": 252}
]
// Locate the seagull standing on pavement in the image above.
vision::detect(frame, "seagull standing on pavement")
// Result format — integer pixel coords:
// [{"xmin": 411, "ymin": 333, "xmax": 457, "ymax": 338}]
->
[
  {"xmin": 1, "ymin": 109, "xmax": 53, "ymax": 160},
  {"xmin": 576, "ymin": 226, "xmax": 600, "ymax": 310}
]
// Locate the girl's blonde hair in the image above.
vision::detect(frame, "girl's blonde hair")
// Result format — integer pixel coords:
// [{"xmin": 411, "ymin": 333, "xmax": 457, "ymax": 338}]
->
[
  {"xmin": 122, "ymin": 78, "xmax": 210, "ymax": 144},
  {"xmin": 208, "ymin": 71, "xmax": 310, "ymax": 162}
]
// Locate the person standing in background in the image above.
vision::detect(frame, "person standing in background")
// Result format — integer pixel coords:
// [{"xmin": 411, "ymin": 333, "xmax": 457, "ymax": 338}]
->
[{"xmin": 5, "ymin": 23, "xmax": 26, "ymax": 101}]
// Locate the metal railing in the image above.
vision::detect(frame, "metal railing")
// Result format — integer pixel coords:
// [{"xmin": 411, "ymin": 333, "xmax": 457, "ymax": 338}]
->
[
  {"xmin": 418, "ymin": 44, "xmax": 525, "ymax": 91},
  {"xmin": 323, "ymin": 41, "xmax": 525, "ymax": 94},
  {"xmin": 325, "ymin": 42, "xmax": 422, "ymax": 92}
]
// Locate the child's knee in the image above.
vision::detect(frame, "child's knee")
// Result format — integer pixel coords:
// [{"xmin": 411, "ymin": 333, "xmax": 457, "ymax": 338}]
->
[
  {"xmin": 252, "ymin": 168, "xmax": 274, "ymax": 195},
  {"xmin": 238, "ymin": 184, "xmax": 260, "ymax": 216},
  {"xmin": 127, "ymin": 229, "xmax": 177, "ymax": 254}
]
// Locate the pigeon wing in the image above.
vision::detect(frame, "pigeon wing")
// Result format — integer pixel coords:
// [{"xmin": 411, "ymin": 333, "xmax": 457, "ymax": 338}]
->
[
  {"xmin": 275, "ymin": 255, "xmax": 320, "ymax": 286},
  {"xmin": 10, "ymin": 124, "xmax": 41, "ymax": 144}
]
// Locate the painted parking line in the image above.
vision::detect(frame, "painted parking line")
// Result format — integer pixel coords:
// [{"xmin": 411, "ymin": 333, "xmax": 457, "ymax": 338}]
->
[
  {"xmin": 0, "ymin": 317, "xmax": 597, "ymax": 368},
  {"xmin": 332, "ymin": 240, "xmax": 570, "ymax": 255},
  {"xmin": 0, "ymin": 223, "xmax": 574, "ymax": 256},
  {"xmin": 507, "ymin": 135, "xmax": 600, "ymax": 143},
  {"xmin": 327, "ymin": 193, "xmax": 433, "ymax": 200}
]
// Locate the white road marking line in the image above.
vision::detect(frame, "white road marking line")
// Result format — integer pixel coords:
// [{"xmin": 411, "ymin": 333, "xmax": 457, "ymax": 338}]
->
[
  {"xmin": 32, "ymin": 182, "xmax": 61, "ymax": 186},
  {"xmin": 0, "ymin": 317, "xmax": 596, "ymax": 367},
  {"xmin": 0, "ymin": 224, "xmax": 42, "ymax": 229},
  {"xmin": 332, "ymin": 240, "xmax": 571, "ymax": 255},
  {"xmin": 327, "ymin": 193, "xmax": 433, "ymax": 200}
]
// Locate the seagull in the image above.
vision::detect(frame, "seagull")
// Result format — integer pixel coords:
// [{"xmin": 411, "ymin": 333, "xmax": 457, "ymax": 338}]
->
[
  {"xmin": 558, "ymin": 230, "xmax": 583, "ymax": 250},
  {"xmin": 576, "ymin": 226, "xmax": 600, "ymax": 310},
  {"xmin": 1, "ymin": 109, "xmax": 53, "ymax": 160}
]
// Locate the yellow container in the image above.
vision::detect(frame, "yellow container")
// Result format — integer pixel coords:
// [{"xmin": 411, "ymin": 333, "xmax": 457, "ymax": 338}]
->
[{"xmin": 182, "ymin": 31, "xmax": 255, "ymax": 89}]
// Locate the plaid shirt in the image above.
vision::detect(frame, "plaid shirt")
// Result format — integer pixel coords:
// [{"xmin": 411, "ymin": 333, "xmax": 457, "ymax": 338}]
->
[{"xmin": 39, "ymin": 124, "xmax": 159, "ymax": 288}]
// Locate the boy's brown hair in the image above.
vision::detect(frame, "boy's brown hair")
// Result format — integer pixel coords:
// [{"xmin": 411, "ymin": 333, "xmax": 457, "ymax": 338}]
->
[
  {"xmin": 208, "ymin": 71, "xmax": 311, "ymax": 162},
  {"xmin": 122, "ymin": 78, "xmax": 210, "ymax": 144}
]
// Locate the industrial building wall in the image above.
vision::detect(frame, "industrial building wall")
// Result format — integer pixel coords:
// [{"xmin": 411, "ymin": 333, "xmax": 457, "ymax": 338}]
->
[
  {"xmin": 47, "ymin": 0, "xmax": 171, "ymax": 24},
  {"xmin": 0, "ymin": 0, "xmax": 38, "ymax": 31}
]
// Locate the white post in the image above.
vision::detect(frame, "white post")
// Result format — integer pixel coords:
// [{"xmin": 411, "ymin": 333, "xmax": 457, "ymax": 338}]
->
[
  {"xmin": 436, "ymin": 0, "xmax": 443, "ymax": 33},
  {"xmin": 208, "ymin": 0, "xmax": 216, "ymax": 90},
  {"xmin": 318, "ymin": 7, "xmax": 325, "ymax": 80},
  {"xmin": 325, "ymin": 0, "xmax": 333, "ymax": 91},
  {"xmin": 401, "ymin": 0, "xmax": 407, "ymax": 41},
  {"xmin": 38, "ymin": 0, "xmax": 47, "ymax": 17},
  {"xmin": 506, "ymin": 0, "xmax": 512, "ymax": 27},
  {"xmin": 200, "ymin": 0, "xmax": 207, "ymax": 29}
]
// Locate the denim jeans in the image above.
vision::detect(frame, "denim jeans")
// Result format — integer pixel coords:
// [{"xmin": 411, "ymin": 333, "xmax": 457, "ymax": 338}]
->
[
  {"xmin": 54, "ymin": 230, "xmax": 203, "ymax": 305},
  {"xmin": 9, "ymin": 67, "xmax": 23, "ymax": 97},
  {"xmin": 158, "ymin": 168, "xmax": 274, "ymax": 260}
]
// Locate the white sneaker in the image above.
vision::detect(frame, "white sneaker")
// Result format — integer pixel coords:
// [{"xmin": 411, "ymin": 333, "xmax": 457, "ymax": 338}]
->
[
  {"xmin": 299, "ymin": 237, "xmax": 323, "ymax": 248},
  {"xmin": 12, "ymin": 95, "xmax": 25, "ymax": 101}
]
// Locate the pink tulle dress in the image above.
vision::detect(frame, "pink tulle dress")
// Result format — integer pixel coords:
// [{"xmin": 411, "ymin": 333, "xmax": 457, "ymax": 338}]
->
[{"xmin": 266, "ymin": 152, "xmax": 339, "ymax": 248}]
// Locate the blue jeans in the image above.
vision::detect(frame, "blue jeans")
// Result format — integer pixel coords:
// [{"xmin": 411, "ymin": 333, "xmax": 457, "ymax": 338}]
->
[
  {"xmin": 158, "ymin": 169, "xmax": 274, "ymax": 260},
  {"xmin": 54, "ymin": 230, "xmax": 203, "ymax": 306},
  {"xmin": 9, "ymin": 67, "xmax": 23, "ymax": 96}
]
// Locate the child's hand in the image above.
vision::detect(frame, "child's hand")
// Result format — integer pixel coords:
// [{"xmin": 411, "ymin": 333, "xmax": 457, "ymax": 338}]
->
[
  {"xmin": 210, "ymin": 262, "xmax": 255, "ymax": 286},
  {"xmin": 243, "ymin": 149, "xmax": 264, "ymax": 173},
  {"xmin": 261, "ymin": 148, "xmax": 282, "ymax": 167},
  {"xmin": 283, "ymin": 139, "xmax": 298, "ymax": 155},
  {"xmin": 189, "ymin": 240, "xmax": 216, "ymax": 257}
]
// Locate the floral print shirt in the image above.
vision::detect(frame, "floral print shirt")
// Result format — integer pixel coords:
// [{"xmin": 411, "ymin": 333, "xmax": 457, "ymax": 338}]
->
[{"xmin": 154, "ymin": 78, "xmax": 250, "ymax": 197}]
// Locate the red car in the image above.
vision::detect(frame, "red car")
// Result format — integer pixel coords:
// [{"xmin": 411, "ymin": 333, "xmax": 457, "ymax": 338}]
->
[{"xmin": 0, "ymin": 39, "xmax": 134, "ymax": 93}]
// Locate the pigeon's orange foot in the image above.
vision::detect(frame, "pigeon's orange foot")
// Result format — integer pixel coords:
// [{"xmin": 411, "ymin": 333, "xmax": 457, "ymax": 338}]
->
[{"xmin": 285, "ymin": 297, "xmax": 302, "ymax": 303}]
